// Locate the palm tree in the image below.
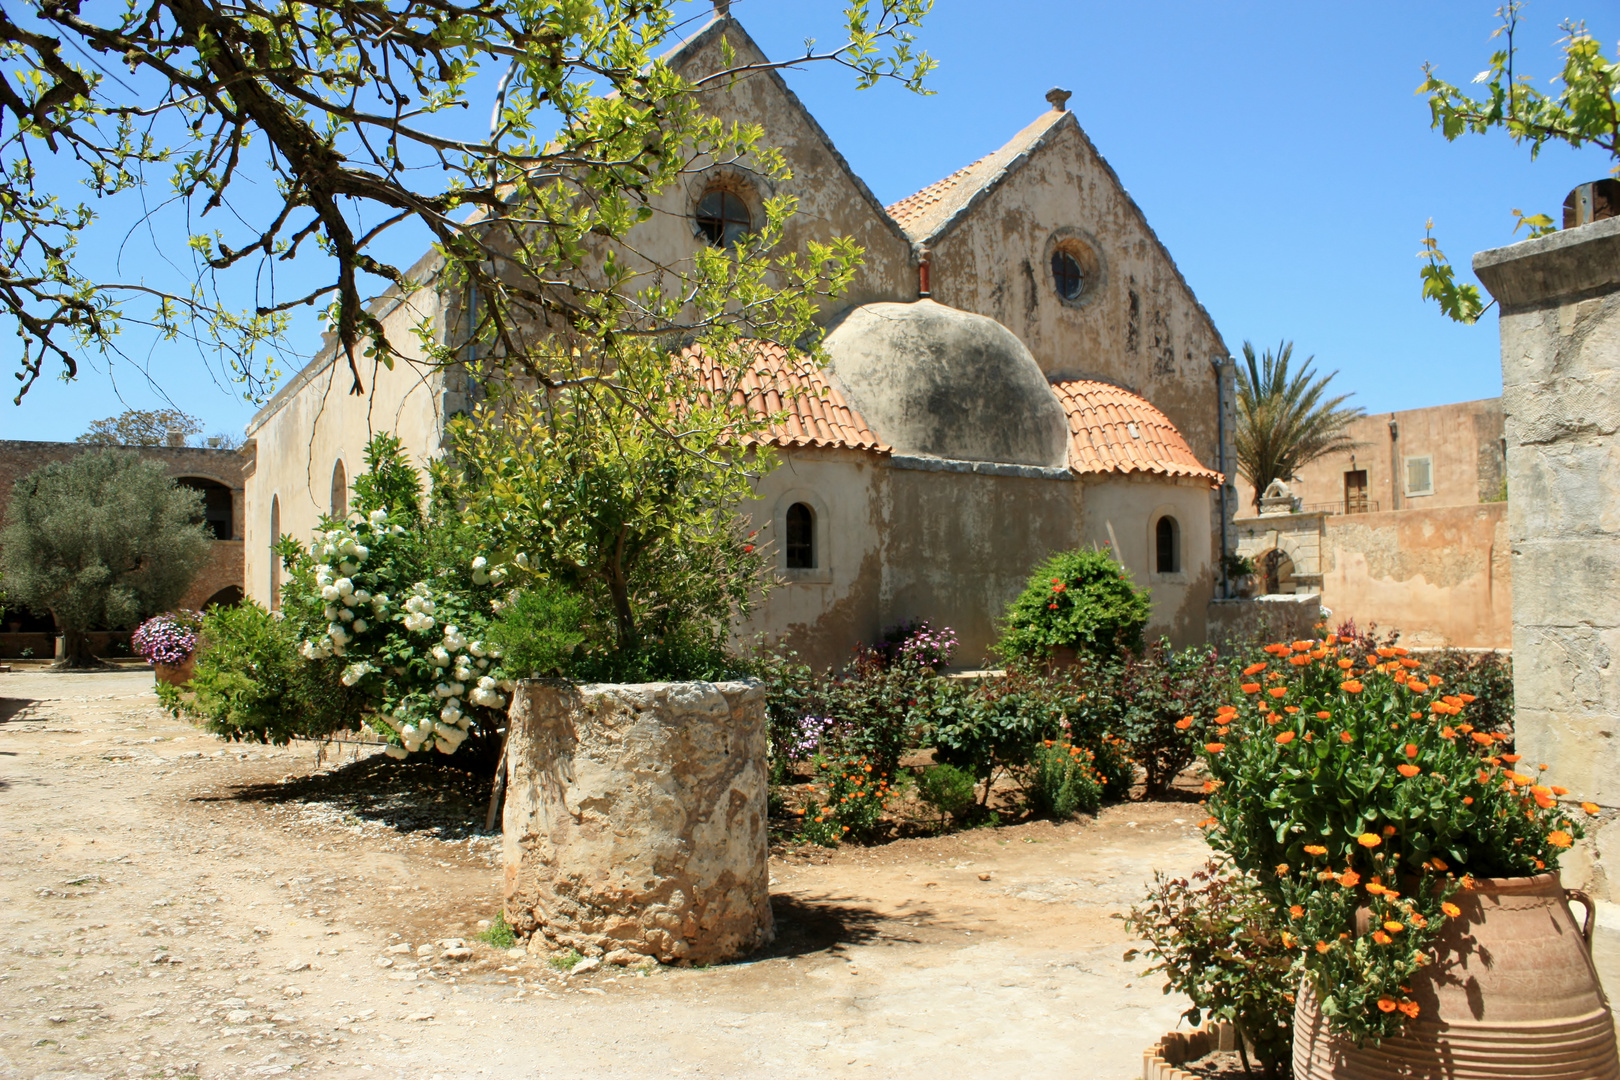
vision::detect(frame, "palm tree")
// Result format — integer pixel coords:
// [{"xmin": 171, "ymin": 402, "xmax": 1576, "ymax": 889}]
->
[{"xmin": 1236, "ymin": 341, "xmax": 1364, "ymax": 510}]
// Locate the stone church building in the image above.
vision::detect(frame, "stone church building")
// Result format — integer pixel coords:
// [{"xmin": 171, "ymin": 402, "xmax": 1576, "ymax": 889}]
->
[{"xmin": 242, "ymin": 10, "xmax": 1238, "ymax": 669}]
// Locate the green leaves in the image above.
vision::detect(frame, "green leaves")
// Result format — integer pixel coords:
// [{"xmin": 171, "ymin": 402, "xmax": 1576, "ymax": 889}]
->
[
  {"xmin": 1418, "ymin": 222, "xmax": 1486, "ymax": 325},
  {"xmin": 994, "ymin": 546, "xmax": 1152, "ymax": 666}
]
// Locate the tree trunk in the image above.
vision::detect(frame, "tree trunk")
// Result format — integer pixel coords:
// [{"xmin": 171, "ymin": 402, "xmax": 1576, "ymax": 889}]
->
[{"xmin": 54, "ymin": 626, "xmax": 108, "ymax": 670}]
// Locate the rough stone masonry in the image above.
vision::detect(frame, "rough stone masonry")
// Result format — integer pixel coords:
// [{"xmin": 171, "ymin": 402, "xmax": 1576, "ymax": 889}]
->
[
  {"xmin": 1475, "ymin": 213, "xmax": 1620, "ymax": 900},
  {"xmin": 501, "ymin": 679, "xmax": 773, "ymax": 965}
]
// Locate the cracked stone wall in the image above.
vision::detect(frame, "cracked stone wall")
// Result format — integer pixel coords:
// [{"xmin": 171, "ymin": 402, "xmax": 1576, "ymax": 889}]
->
[
  {"xmin": 1475, "ymin": 216, "xmax": 1620, "ymax": 899},
  {"xmin": 502, "ymin": 680, "xmax": 772, "ymax": 966}
]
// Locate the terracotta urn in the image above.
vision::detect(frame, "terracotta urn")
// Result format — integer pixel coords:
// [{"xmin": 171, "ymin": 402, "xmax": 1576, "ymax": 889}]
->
[
  {"xmin": 1293, "ymin": 872, "xmax": 1619, "ymax": 1079},
  {"xmin": 153, "ymin": 656, "xmax": 196, "ymax": 686}
]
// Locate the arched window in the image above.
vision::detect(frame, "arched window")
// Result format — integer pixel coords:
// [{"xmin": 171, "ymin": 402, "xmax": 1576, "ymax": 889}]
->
[
  {"xmin": 695, "ymin": 187, "xmax": 751, "ymax": 248},
  {"xmin": 785, "ymin": 502, "xmax": 815, "ymax": 569},
  {"xmin": 269, "ymin": 495, "xmax": 282, "ymax": 611},
  {"xmin": 1155, "ymin": 516, "xmax": 1180, "ymax": 574},
  {"xmin": 205, "ymin": 586, "xmax": 244, "ymax": 609},
  {"xmin": 177, "ymin": 476, "xmax": 233, "ymax": 540},
  {"xmin": 1051, "ymin": 249, "xmax": 1084, "ymax": 301},
  {"xmin": 330, "ymin": 459, "xmax": 348, "ymax": 519}
]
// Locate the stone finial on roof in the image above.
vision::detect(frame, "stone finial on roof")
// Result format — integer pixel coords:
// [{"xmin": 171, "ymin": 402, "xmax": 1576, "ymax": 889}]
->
[
  {"xmin": 1046, "ymin": 87, "xmax": 1072, "ymax": 112},
  {"xmin": 714, "ymin": 0, "xmax": 731, "ymax": 15}
]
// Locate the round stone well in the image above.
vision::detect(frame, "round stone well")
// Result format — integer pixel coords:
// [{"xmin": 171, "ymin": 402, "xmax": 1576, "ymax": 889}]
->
[{"xmin": 500, "ymin": 679, "xmax": 773, "ymax": 965}]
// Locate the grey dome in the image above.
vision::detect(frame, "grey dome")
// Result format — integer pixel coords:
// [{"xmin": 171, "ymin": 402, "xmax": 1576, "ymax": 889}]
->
[{"xmin": 822, "ymin": 300, "xmax": 1069, "ymax": 468}]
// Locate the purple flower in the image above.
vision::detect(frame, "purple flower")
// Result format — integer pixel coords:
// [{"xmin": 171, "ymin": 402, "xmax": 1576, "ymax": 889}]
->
[{"xmin": 132, "ymin": 612, "xmax": 201, "ymax": 666}]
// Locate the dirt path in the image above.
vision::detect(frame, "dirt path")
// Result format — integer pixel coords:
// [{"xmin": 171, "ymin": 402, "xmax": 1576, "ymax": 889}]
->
[{"xmin": 2, "ymin": 669, "xmax": 1220, "ymax": 1080}]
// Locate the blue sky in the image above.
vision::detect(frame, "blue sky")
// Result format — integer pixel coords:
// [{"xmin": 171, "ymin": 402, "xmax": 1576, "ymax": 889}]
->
[{"xmin": 5, "ymin": 0, "xmax": 1616, "ymax": 441}]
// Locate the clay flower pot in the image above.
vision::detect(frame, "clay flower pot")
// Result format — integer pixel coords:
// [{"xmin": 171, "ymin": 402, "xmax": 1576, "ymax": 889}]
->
[
  {"xmin": 1294, "ymin": 872, "xmax": 1619, "ymax": 1079},
  {"xmin": 153, "ymin": 656, "xmax": 196, "ymax": 686}
]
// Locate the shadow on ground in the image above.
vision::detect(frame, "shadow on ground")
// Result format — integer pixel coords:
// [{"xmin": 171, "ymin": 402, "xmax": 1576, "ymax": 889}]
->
[
  {"xmin": 756, "ymin": 893, "xmax": 927, "ymax": 959},
  {"xmin": 194, "ymin": 754, "xmax": 493, "ymax": 841},
  {"xmin": 0, "ymin": 697, "xmax": 37, "ymax": 725}
]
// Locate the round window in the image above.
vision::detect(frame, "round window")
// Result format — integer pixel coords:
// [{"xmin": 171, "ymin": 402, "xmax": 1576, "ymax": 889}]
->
[
  {"xmin": 1051, "ymin": 249, "xmax": 1084, "ymax": 301},
  {"xmin": 695, "ymin": 188, "xmax": 751, "ymax": 248}
]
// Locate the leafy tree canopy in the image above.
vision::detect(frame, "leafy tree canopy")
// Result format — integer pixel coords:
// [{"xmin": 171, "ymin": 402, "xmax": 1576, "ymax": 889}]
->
[
  {"xmin": 0, "ymin": 448, "xmax": 212, "ymax": 666},
  {"xmin": 0, "ymin": 0, "xmax": 932, "ymax": 403},
  {"xmin": 77, "ymin": 408, "xmax": 202, "ymax": 446},
  {"xmin": 1418, "ymin": 3, "xmax": 1619, "ymax": 322},
  {"xmin": 1235, "ymin": 340, "xmax": 1363, "ymax": 510}
]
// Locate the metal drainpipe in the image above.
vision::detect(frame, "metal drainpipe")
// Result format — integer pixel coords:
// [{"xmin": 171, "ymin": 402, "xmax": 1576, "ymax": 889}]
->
[
  {"xmin": 1388, "ymin": 416, "xmax": 1400, "ymax": 512},
  {"xmin": 1212, "ymin": 356, "xmax": 1230, "ymax": 599}
]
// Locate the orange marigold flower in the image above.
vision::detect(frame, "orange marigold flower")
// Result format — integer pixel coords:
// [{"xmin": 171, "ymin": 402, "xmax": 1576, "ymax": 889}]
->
[
  {"xmin": 1280, "ymin": 930, "xmax": 1296, "ymax": 948},
  {"xmin": 1377, "ymin": 647, "xmax": 1397, "ymax": 659},
  {"xmin": 1502, "ymin": 753, "xmax": 1522, "ymax": 763},
  {"xmin": 1315, "ymin": 940, "xmax": 1331, "ymax": 954},
  {"xmin": 1373, "ymin": 931, "xmax": 1393, "ymax": 945},
  {"xmin": 1549, "ymin": 830, "xmax": 1574, "ymax": 848},
  {"xmin": 1410, "ymin": 711, "xmax": 1422, "ymax": 719},
  {"xmin": 1243, "ymin": 661, "xmax": 1268, "ymax": 676},
  {"xmin": 1405, "ymin": 743, "xmax": 1419, "ymax": 758},
  {"xmin": 1428, "ymin": 857, "xmax": 1449, "ymax": 871},
  {"xmin": 1365, "ymin": 882, "xmax": 1386, "ymax": 896},
  {"xmin": 1174, "ymin": 717, "xmax": 1194, "ymax": 730},
  {"xmin": 1552, "ymin": 786, "xmax": 1569, "ymax": 796},
  {"xmin": 1584, "ymin": 802, "xmax": 1602, "ymax": 815},
  {"xmin": 1275, "ymin": 863, "xmax": 1290, "ymax": 876},
  {"xmin": 1241, "ymin": 683, "xmax": 1262, "ymax": 694},
  {"xmin": 1440, "ymin": 726, "xmax": 1456, "ymax": 739},
  {"xmin": 1398, "ymin": 1001, "xmax": 1421, "ymax": 1019},
  {"xmin": 1383, "ymin": 824, "xmax": 1397, "ymax": 836},
  {"xmin": 1337, "ymin": 658, "xmax": 1355, "ymax": 670},
  {"xmin": 1269, "ymin": 687, "xmax": 1289, "ymax": 698},
  {"xmin": 1205, "ymin": 742, "xmax": 1226, "ymax": 754},
  {"xmin": 1339, "ymin": 870, "xmax": 1361, "ymax": 887},
  {"xmin": 1471, "ymin": 732, "xmax": 1494, "ymax": 746},
  {"xmin": 1276, "ymin": 730, "xmax": 1296, "ymax": 745},
  {"xmin": 1284, "ymin": 705, "xmax": 1301, "ymax": 714},
  {"xmin": 1357, "ymin": 833, "xmax": 1382, "ymax": 848},
  {"xmin": 1303, "ymin": 844, "xmax": 1327, "ymax": 855},
  {"xmin": 1316, "ymin": 710, "xmax": 1331, "ymax": 719},
  {"xmin": 1428, "ymin": 675, "xmax": 1443, "ymax": 687},
  {"xmin": 1341, "ymin": 680, "xmax": 1364, "ymax": 694},
  {"xmin": 1508, "ymin": 771, "xmax": 1533, "ymax": 787},
  {"xmin": 1383, "ymin": 920, "xmax": 1405, "ymax": 933},
  {"xmin": 1397, "ymin": 764, "xmax": 1421, "ymax": 778},
  {"xmin": 1463, "ymin": 796, "xmax": 1474, "ymax": 805},
  {"xmin": 1289, "ymin": 904, "xmax": 1304, "ymax": 918},
  {"xmin": 1293, "ymin": 640, "xmax": 1314, "ymax": 652},
  {"xmin": 1459, "ymin": 693, "xmax": 1476, "ymax": 703},
  {"xmin": 1535, "ymin": 793, "xmax": 1557, "ymax": 810},
  {"xmin": 1264, "ymin": 643, "xmax": 1290, "ymax": 656},
  {"xmin": 1340, "ymin": 732, "xmax": 1354, "ymax": 743},
  {"xmin": 1376, "ymin": 997, "xmax": 1398, "ymax": 1013},
  {"xmin": 1441, "ymin": 902, "xmax": 1461, "ymax": 918},
  {"xmin": 1400, "ymin": 658, "xmax": 1421, "ymax": 669}
]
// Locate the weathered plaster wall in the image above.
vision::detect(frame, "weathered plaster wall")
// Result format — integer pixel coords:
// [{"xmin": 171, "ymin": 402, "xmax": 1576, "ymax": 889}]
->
[
  {"xmin": 1320, "ymin": 504, "xmax": 1511, "ymax": 648},
  {"xmin": 1080, "ymin": 474, "xmax": 1215, "ymax": 648},
  {"xmin": 1235, "ymin": 399, "xmax": 1506, "ymax": 514},
  {"xmin": 1474, "ymin": 215, "xmax": 1620, "ymax": 899},
  {"xmin": 638, "ymin": 18, "xmax": 915, "ymax": 317},
  {"xmin": 242, "ymin": 278, "xmax": 451, "ymax": 608},
  {"xmin": 0, "ymin": 439, "xmax": 248, "ymax": 622},
  {"xmin": 734, "ymin": 447, "xmax": 887, "ymax": 672},
  {"xmin": 920, "ymin": 114, "xmax": 1230, "ymax": 601}
]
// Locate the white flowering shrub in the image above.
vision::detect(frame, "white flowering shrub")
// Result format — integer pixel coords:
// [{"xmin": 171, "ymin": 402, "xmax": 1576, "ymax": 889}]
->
[{"xmin": 272, "ymin": 436, "xmax": 517, "ymax": 760}]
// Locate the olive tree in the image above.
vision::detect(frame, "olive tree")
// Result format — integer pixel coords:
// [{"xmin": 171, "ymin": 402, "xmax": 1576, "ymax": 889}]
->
[{"xmin": 0, "ymin": 449, "xmax": 212, "ymax": 667}]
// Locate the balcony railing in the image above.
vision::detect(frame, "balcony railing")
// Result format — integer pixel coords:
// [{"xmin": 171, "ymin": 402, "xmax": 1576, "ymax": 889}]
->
[{"xmin": 1298, "ymin": 500, "xmax": 1381, "ymax": 516}]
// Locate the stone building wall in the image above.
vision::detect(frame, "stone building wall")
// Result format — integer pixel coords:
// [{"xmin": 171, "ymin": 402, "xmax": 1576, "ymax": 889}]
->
[
  {"xmin": 0, "ymin": 439, "xmax": 249, "ymax": 627},
  {"xmin": 1474, "ymin": 215, "xmax": 1620, "ymax": 899},
  {"xmin": 1235, "ymin": 398, "xmax": 1506, "ymax": 514}
]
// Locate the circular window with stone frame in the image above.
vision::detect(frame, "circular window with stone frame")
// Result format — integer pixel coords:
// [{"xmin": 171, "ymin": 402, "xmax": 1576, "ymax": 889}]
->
[{"xmin": 1044, "ymin": 230, "xmax": 1105, "ymax": 309}]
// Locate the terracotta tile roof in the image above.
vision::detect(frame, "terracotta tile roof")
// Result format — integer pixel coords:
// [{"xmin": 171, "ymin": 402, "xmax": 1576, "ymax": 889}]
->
[
  {"xmin": 681, "ymin": 341, "xmax": 889, "ymax": 454},
  {"xmin": 1051, "ymin": 379, "xmax": 1223, "ymax": 484},
  {"xmin": 885, "ymin": 110, "xmax": 1068, "ymax": 242}
]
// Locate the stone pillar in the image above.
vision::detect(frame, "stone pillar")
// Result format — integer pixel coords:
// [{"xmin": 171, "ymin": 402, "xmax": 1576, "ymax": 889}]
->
[
  {"xmin": 1474, "ymin": 217, "xmax": 1620, "ymax": 897},
  {"xmin": 501, "ymin": 679, "xmax": 773, "ymax": 965}
]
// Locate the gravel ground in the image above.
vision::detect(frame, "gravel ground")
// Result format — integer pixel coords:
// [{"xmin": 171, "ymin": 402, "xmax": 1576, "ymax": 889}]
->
[{"xmin": 0, "ymin": 669, "xmax": 1345, "ymax": 1078}]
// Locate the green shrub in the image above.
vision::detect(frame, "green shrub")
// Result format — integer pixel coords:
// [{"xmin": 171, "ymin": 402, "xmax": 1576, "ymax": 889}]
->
[
  {"xmin": 915, "ymin": 762, "xmax": 978, "ymax": 827},
  {"xmin": 817, "ymin": 648, "xmax": 934, "ymax": 777},
  {"xmin": 799, "ymin": 753, "xmax": 892, "ymax": 845},
  {"xmin": 168, "ymin": 601, "xmax": 359, "ymax": 744},
  {"xmin": 1116, "ymin": 639, "xmax": 1232, "ymax": 797},
  {"xmin": 478, "ymin": 911, "xmax": 516, "ymax": 949},
  {"xmin": 484, "ymin": 583, "xmax": 589, "ymax": 678},
  {"xmin": 1023, "ymin": 739, "xmax": 1103, "ymax": 819},
  {"xmin": 1122, "ymin": 860, "xmax": 1294, "ymax": 1079},
  {"xmin": 995, "ymin": 547, "xmax": 1152, "ymax": 666},
  {"xmin": 1420, "ymin": 647, "xmax": 1513, "ymax": 736}
]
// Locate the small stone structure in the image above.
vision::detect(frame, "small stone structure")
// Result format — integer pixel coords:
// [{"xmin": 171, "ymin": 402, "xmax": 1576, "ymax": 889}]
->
[
  {"xmin": 501, "ymin": 679, "xmax": 773, "ymax": 965},
  {"xmin": 1474, "ymin": 213, "xmax": 1620, "ymax": 898}
]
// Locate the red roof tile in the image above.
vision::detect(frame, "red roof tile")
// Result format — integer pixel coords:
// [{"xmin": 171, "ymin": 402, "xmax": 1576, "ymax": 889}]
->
[
  {"xmin": 1051, "ymin": 379, "xmax": 1222, "ymax": 484},
  {"xmin": 682, "ymin": 341, "xmax": 889, "ymax": 454}
]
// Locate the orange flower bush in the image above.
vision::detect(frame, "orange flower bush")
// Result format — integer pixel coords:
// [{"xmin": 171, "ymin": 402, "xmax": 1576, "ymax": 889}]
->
[
  {"xmin": 799, "ymin": 755, "xmax": 892, "ymax": 846},
  {"xmin": 1196, "ymin": 636, "xmax": 1588, "ymax": 1042}
]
